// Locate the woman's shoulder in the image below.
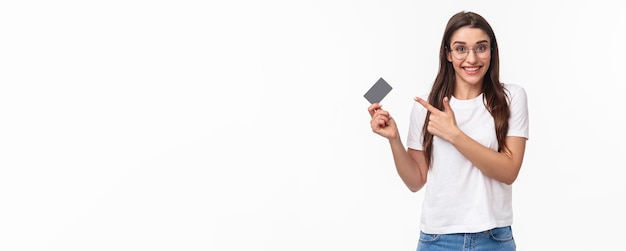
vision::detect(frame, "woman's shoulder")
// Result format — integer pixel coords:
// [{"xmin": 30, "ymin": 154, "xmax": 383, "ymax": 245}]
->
[
  {"xmin": 502, "ymin": 83, "xmax": 525, "ymax": 92},
  {"xmin": 502, "ymin": 83, "xmax": 527, "ymax": 97}
]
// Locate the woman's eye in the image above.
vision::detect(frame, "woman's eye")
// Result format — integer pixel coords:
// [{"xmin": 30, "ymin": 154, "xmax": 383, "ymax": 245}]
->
[
  {"xmin": 455, "ymin": 47, "xmax": 467, "ymax": 53},
  {"xmin": 476, "ymin": 45, "xmax": 488, "ymax": 52}
]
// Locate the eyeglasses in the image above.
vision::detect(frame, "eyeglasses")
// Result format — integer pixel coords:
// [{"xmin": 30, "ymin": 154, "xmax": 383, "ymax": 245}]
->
[{"xmin": 449, "ymin": 44, "xmax": 492, "ymax": 60}]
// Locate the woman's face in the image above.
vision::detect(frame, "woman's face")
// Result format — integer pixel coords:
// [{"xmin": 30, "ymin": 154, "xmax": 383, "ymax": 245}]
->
[{"xmin": 446, "ymin": 27, "xmax": 491, "ymax": 88}]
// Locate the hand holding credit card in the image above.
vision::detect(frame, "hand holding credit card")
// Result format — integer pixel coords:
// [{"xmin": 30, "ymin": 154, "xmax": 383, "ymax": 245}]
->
[{"xmin": 364, "ymin": 77, "xmax": 393, "ymax": 104}]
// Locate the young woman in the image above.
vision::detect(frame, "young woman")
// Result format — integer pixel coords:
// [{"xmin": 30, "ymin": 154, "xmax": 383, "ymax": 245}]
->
[{"xmin": 367, "ymin": 11, "xmax": 529, "ymax": 250}]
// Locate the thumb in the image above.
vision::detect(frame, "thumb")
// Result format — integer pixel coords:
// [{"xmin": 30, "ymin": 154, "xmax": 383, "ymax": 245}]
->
[
  {"xmin": 443, "ymin": 97, "xmax": 453, "ymax": 114},
  {"xmin": 388, "ymin": 116, "xmax": 397, "ymax": 126}
]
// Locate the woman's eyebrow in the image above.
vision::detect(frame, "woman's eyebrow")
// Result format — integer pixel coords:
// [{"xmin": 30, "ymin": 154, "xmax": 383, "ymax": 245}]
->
[{"xmin": 452, "ymin": 40, "xmax": 490, "ymax": 45}]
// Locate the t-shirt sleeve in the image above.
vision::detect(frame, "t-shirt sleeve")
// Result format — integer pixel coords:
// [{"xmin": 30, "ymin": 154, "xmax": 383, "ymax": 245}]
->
[
  {"xmin": 406, "ymin": 95, "xmax": 429, "ymax": 150},
  {"xmin": 506, "ymin": 84, "xmax": 530, "ymax": 139}
]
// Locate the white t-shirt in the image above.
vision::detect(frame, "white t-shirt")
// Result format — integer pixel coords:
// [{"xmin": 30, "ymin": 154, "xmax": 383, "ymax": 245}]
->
[{"xmin": 406, "ymin": 83, "xmax": 529, "ymax": 234}]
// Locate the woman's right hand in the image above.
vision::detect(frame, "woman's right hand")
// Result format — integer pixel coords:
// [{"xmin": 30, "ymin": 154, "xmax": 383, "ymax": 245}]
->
[{"xmin": 368, "ymin": 103, "xmax": 399, "ymax": 139}]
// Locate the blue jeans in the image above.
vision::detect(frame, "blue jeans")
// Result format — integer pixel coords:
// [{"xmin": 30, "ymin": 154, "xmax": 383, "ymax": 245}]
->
[{"xmin": 416, "ymin": 226, "xmax": 516, "ymax": 251}]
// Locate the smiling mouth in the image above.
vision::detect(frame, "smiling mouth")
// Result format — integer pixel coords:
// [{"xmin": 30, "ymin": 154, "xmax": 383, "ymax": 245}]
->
[{"xmin": 463, "ymin": 66, "xmax": 481, "ymax": 74}]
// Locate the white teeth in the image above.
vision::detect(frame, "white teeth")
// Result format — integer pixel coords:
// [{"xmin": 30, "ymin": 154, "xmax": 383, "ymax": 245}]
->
[{"xmin": 465, "ymin": 67, "xmax": 479, "ymax": 71}]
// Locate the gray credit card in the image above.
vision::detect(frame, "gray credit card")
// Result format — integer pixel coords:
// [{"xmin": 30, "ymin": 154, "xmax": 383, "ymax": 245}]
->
[{"xmin": 364, "ymin": 77, "xmax": 392, "ymax": 104}]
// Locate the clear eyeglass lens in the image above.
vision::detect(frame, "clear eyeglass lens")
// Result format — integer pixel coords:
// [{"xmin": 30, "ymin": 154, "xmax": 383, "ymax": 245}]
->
[{"xmin": 451, "ymin": 45, "xmax": 491, "ymax": 60}]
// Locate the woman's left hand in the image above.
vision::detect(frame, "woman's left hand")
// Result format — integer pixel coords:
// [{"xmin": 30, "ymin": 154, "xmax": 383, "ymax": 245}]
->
[{"xmin": 414, "ymin": 96, "xmax": 461, "ymax": 143}]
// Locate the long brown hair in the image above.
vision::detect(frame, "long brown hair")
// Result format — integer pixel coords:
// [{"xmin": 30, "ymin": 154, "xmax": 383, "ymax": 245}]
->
[{"xmin": 422, "ymin": 11, "xmax": 510, "ymax": 166}]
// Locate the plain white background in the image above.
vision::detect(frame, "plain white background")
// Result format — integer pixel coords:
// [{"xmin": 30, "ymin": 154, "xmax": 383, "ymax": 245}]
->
[{"xmin": 1, "ymin": 0, "xmax": 625, "ymax": 250}]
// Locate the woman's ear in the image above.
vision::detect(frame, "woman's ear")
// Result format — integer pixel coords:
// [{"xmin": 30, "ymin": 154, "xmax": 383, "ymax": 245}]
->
[{"xmin": 446, "ymin": 50, "xmax": 452, "ymax": 62}]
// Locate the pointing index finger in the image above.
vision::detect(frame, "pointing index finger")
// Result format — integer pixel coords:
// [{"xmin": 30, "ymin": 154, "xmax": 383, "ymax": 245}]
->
[{"xmin": 414, "ymin": 97, "xmax": 440, "ymax": 113}]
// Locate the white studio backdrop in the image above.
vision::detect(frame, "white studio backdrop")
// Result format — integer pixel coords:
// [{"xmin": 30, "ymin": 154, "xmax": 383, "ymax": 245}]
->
[{"xmin": 1, "ymin": 0, "xmax": 624, "ymax": 250}]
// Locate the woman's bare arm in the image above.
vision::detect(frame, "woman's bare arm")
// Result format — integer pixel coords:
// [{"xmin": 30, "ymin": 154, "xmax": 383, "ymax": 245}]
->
[
  {"xmin": 369, "ymin": 103, "xmax": 430, "ymax": 192},
  {"xmin": 414, "ymin": 97, "xmax": 527, "ymax": 184}
]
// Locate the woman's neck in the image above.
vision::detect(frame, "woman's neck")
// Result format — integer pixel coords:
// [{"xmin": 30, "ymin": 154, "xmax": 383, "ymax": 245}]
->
[{"xmin": 453, "ymin": 82, "xmax": 483, "ymax": 100}]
